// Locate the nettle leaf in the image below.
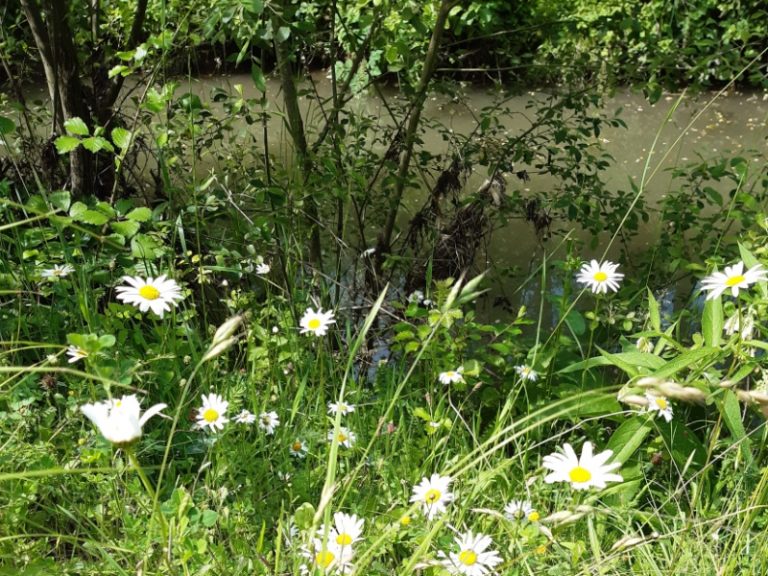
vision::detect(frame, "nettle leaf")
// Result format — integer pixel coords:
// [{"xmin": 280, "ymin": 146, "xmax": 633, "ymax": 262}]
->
[
  {"xmin": 64, "ymin": 117, "xmax": 89, "ymax": 136},
  {"xmin": 69, "ymin": 201, "xmax": 88, "ymax": 218},
  {"xmin": 55, "ymin": 135, "xmax": 81, "ymax": 154},
  {"xmin": 0, "ymin": 115, "xmax": 16, "ymax": 135},
  {"xmin": 111, "ymin": 220, "xmax": 140, "ymax": 238},
  {"xmin": 78, "ymin": 210, "xmax": 110, "ymax": 226},
  {"xmin": 111, "ymin": 127, "xmax": 132, "ymax": 150},
  {"xmin": 126, "ymin": 207, "xmax": 152, "ymax": 222}
]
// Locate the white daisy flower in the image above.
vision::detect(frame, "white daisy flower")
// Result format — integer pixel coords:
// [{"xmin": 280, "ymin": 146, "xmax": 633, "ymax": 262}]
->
[
  {"xmin": 438, "ymin": 531, "xmax": 502, "ymax": 576},
  {"xmin": 645, "ymin": 392, "xmax": 673, "ymax": 422},
  {"xmin": 80, "ymin": 394, "xmax": 166, "ymax": 445},
  {"xmin": 258, "ymin": 411, "xmax": 280, "ymax": 435},
  {"xmin": 324, "ymin": 512, "xmax": 364, "ymax": 548},
  {"xmin": 66, "ymin": 345, "xmax": 88, "ymax": 364},
  {"xmin": 700, "ymin": 261, "xmax": 767, "ymax": 300},
  {"xmin": 515, "ymin": 365, "xmax": 538, "ymax": 381},
  {"xmin": 723, "ymin": 310, "xmax": 756, "ymax": 340},
  {"xmin": 438, "ymin": 369, "xmax": 464, "ymax": 385},
  {"xmin": 543, "ymin": 441, "xmax": 622, "ymax": 490},
  {"xmin": 196, "ymin": 393, "xmax": 229, "ymax": 431},
  {"xmin": 301, "ymin": 539, "xmax": 354, "ymax": 575},
  {"xmin": 41, "ymin": 264, "xmax": 75, "ymax": 279},
  {"xmin": 290, "ymin": 439, "xmax": 308, "ymax": 458},
  {"xmin": 115, "ymin": 274, "xmax": 184, "ymax": 318},
  {"xmin": 410, "ymin": 473, "xmax": 454, "ymax": 520},
  {"xmin": 576, "ymin": 260, "xmax": 624, "ymax": 294},
  {"xmin": 234, "ymin": 409, "xmax": 256, "ymax": 425},
  {"xmin": 255, "ymin": 262, "xmax": 271, "ymax": 275},
  {"xmin": 504, "ymin": 499, "xmax": 539, "ymax": 522},
  {"xmin": 300, "ymin": 307, "xmax": 336, "ymax": 336},
  {"xmin": 328, "ymin": 427, "xmax": 356, "ymax": 448},
  {"xmin": 328, "ymin": 401, "xmax": 355, "ymax": 416}
]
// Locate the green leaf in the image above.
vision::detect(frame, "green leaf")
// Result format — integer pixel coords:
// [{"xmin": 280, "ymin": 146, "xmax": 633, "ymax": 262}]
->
[
  {"xmin": 652, "ymin": 347, "xmax": 720, "ymax": 379},
  {"xmin": 201, "ymin": 509, "xmax": 218, "ymax": 528},
  {"xmin": 108, "ymin": 64, "xmax": 130, "ymax": 78},
  {"xmin": 276, "ymin": 26, "xmax": 291, "ymax": 42},
  {"xmin": 126, "ymin": 207, "xmax": 152, "ymax": 222},
  {"xmin": 55, "ymin": 135, "xmax": 81, "ymax": 154},
  {"xmin": 565, "ymin": 309, "xmax": 586, "ymax": 336},
  {"xmin": 251, "ymin": 63, "xmax": 266, "ymax": 93},
  {"xmin": 98, "ymin": 334, "xmax": 116, "ymax": 348},
  {"xmin": 606, "ymin": 416, "xmax": 654, "ymax": 464},
  {"xmin": 657, "ymin": 420, "xmax": 707, "ymax": 473},
  {"xmin": 559, "ymin": 351, "xmax": 666, "ymax": 374},
  {"xmin": 111, "ymin": 220, "xmax": 141, "ymax": 238},
  {"xmin": 131, "ymin": 233, "xmax": 161, "ymax": 259},
  {"xmin": 701, "ymin": 297, "xmax": 722, "ymax": 347},
  {"xmin": 0, "ymin": 115, "xmax": 16, "ymax": 135},
  {"xmin": 49, "ymin": 191, "xmax": 71, "ymax": 212},
  {"xmin": 647, "ymin": 288, "xmax": 660, "ymax": 331},
  {"xmin": 81, "ymin": 136, "xmax": 114, "ymax": 153},
  {"xmin": 111, "ymin": 127, "xmax": 132, "ymax": 150},
  {"xmin": 719, "ymin": 389, "xmax": 753, "ymax": 468},
  {"xmin": 69, "ymin": 202, "xmax": 88, "ymax": 218},
  {"xmin": 64, "ymin": 117, "xmax": 89, "ymax": 136},
  {"xmin": 78, "ymin": 210, "xmax": 110, "ymax": 226}
]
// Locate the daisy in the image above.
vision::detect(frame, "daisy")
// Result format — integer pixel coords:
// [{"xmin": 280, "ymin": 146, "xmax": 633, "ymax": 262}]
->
[
  {"xmin": 438, "ymin": 531, "xmax": 502, "ymax": 576},
  {"xmin": 700, "ymin": 261, "xmax": 767, "ymax": 300},
  {"xmin": 515, "ymin": 365, "xmax": 538, "ymax": 381},
  {"xmin": 645, "ymin": 392, "xmax": 673, "ymax": 422},
  {"xmin": 576, "ymin": 260, "xmax": 624, "ymax": 294},
  {"xmin": 325, "ymin": 512, "xmax": 364, "ymax": 548},
  {"xmin": 438, "ymin": 369, "xmax": 464, "ymax": 385},
  {"xmin": 66, "ymin": 345, "xmax": 88, "ymax": 364},
  {"xmin": 255, "ymin": 263, "xmax": 270, "ymax": 275},
  {"xmin": 41, "ymin": 264, "xmax": 75, "ymax": 279},
  {"xmin": 328, "ymin": 401, "xmax": 355, "ymax": 416},
  {"xmin": 196, "ymin": 393, "xmax": 229, "ymax": 431},
  {"xmin": 410, "ymin": 473, "xmax": 454, "ymax": 520},
  {"xmin": 80, "ymin": 394, "xmax": 166, "ymax": 445},
  {"xmin": 115, "ymin": 274, "xmax": 184, "ymax": 318},
  {"xmin": 258, "ymin": 411, "xmax": 280, "ymax": 435},
  {"xmin": 504, "ymin": 499, "xmax": 539, "ymax": 522},
  {"xmin": 301, "ymin": 539, "xmax": 354, "ymax": 575},
  {"xmin": 543, "ymin": 441, "xmax": 622, "ymax": 490},
  {"xmin": 328, "ymin": 427, "xmax": 356, "ymax": 448},
  {"xmin": 234, "ymin": 409, "xmax": 256, "ymax": 425},
  {"xmin": 300, "ymin": 307, "xmax": 336, "ymax": 336},
  {"xmin": 290, "ymin": 439, "xmax": 308, "ymax": 458}
]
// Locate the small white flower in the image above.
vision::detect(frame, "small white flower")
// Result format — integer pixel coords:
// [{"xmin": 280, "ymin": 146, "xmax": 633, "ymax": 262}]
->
[
  {"xmin": 700, "ymin": 261, "xmax": 767, "ymax": 300},
  {"xmin": 438, "ymin": 369, "xmax": 464, "ymax": 385},
  {"xmin": 428, "ymin": 421, "xmax": 441, "ymax": 430},
  {"xmin": 515, "ymin": 365, "xmax": 538, "ymax": 381},
  {"xmin": 41, "ymin": 264, "xmax": 75, "ymax": 279},
  {"xmin": 328, "ymin": 401, "xmax": 355, "ymax": 416},
  {"xmin": 407, "ymin": 290, "xmax": 425, "ymax": 304},
  {"xmin": 543, "ymin": 441, "xmax": 622, "ymax": 490},
  {"xmin": 46, "ymin": 354, "xmax": 59, "ymax": 365},
  {"xmin": 410, "ymin": 473, "xmax": 454, "ymax": 520},
  {"xmin": 258, "ymin": 411, "xmax": 280, "ymax": 435},
  {"xmin": 256, "ymin": 263, "xmax": 271, "ymax": 275},
  {"xmin": 328, "ymin": 427, "xmax": 356, "ymax": 448},
  {"xmin": 196, "ymin": 393, "xmax": 229, "ymax": 432},
  {"xmin": 504, "ymin": 499, "xmax": 539, "ymax": 522},
  {"xmin": 438, "ymin": 531, "xmax": 502, "ymax": 576},
  {"xmin": 300, "ymin": 307, "xmax": 336, "ymax": 336},
  {"xmin": 80, "ymin": 394, "xmax": 166, "ymax": 445},
  {"xmin": 115, "ymin": 274, "xmax": 184, "ymax": 318},
  {"xmin": 235, "ymin": 409, "xmax": 256, "ymax": 425},
  {"xmin": 576, "ymin": 260, "xmax": 624, "ymax": 294},
  {"xmin": 636, "ymin": 337, "xmax": 654, "ymax": 353},
  {"xmin": 66, "ymin": 345, "xmax": 88, "ymax": 364},
  {"xmin": 423, "ymin": 298, "xmax": 433, "ymax": 307},
  {"xmin": 645, "ymin": 392, "xmax": 673, "ymax": 422},
  {"xmin": 723, "ymin": 310, "xmax": 755, "ymax": 340},
  {"xmin": 360, "ymin": 248, "xmax": 376, "ymax": 258},
  {"xmin": 290, "ymin": 439, "xmax": 308, "ymax": 458}
]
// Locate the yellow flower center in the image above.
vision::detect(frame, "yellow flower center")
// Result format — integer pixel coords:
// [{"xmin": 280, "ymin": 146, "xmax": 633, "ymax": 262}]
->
[
  {"xmin": 445, "ymin": 371, "xmax": 455, "ymax": 378},
  {"xmin": 308, "ymin": 318, "xmax": 321, "ymax": 330},
  {"xmin": 315, "ymin": 550, "xmax": 335, "ymax": 569},
  {"xmin": 139, "ymin": 285, "xmax": 161, "ymax": 300},
  {"xmin": 338, "ymin": 403, "xmax": 347, "ymax": 411},
  {"xmin": 535, "ymin": 544, "xmax": 547, "ymax": 555},
  {"xmin": 114, "ymin": 400, "xmax": 122, "ymax": 408},
  {"xmin": 569, "ymin": 466, "xmax": 592, "ymax": 483},
  {"xmin": 528, "ymin": 511, "xmax": 540, "ymax": 522},
  {"xmin": 399, "ymin": 515, "xmax": 411, "ymax": 526},
  {"xmin": 292, "ymin": 441, "xmax": 303, "ymax": 452},
  {"xmin": 337, "ymin": 432, "xmax": 347, "ymax": 442},
  {"xmin": 725, "ymin": 274, "xmax": 745, "ymax": 287},
  {"xmin": 655, "ymin": 397, "xmax": 668, "ymax": 410},
  {"xmin": 336, "ymin": 533, "xmax": 353, "ymax": 546},
  {"xmin": 203, "ymin": 408, "xmax": 219, "ymax": 422},
  {"xmin": 424, "ymin": 488, "xmax": 441, "ymax": 504},
  {"xmin": 458, "ymin": 550, "xmax": 478, "ymax": 566},
  {"xmin": 593, "ymin": 271, "xmax": 608, "ymax": 282}
]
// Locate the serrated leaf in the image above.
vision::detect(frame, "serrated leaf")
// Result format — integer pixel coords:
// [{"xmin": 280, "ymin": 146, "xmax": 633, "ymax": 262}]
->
[
  {"xmin": 55, "ymin": 135, "xmax": 81, "ymax": 154},
  {"xmin": 78, "ymin": 210, "xmax": 110, "ymax": 225},
  {"xmin": 131, "ymin": 233, "xmax": 161, "ymax": 259},
  {"xmin": 0, "ymin": 115, "xmax": 16, "ymax": 135},
  {"xmin": 69, "ymin": 201, "xmax": 88, "ymax": 218},
  {"xmin": 81, "ymin": 136, "xmax": 114, "ymax": 153},
  {"xmin": 111, "ymin": 220, "xmax": 141, "ymax": 238},
  {"xmin": 111, "ymin": 127, "xmax": 132, "ymax": 150},
  {"xmin": 126, "ymin": 207, "xmax": 152, "ymax": 222},
  {"xmin": 49, "ymin": 191, "xmax": 71, "ymax": 211},
  {"xmin": 64, "ymin": 117, "xmax": 89, "ymax": 136}
]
